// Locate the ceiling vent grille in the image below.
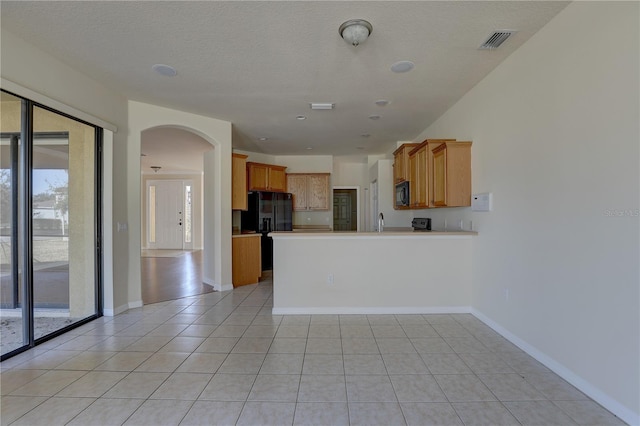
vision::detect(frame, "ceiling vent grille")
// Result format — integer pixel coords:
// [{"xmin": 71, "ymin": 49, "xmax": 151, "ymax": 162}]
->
[{"xmin": 479, "ymin": 30, "xmax": 517, "ymax": 50}]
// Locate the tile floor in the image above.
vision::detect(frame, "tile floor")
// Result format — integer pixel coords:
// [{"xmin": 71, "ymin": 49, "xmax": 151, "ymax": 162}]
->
[{"xmin": 0, "ymin": 280, "xmax": 627, "ymax": 426}]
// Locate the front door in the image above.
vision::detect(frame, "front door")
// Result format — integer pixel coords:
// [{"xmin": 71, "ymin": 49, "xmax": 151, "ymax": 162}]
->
[{"xmin": 149, "ymin": 180, "xmax": 183, "ymax": 249}]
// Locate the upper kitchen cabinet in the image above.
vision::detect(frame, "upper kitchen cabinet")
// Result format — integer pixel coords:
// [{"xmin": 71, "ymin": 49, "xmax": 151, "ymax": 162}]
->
[
  {"xmin": 286, "ymin": 173, "xmax": 330, "ymax": 211},
  {"xmin": 247, "ymin": 162, "xmax": 287, "ymax": 192},
  {"xmin": 431, "ymin": 141, "xmax": 472, "ymax": 207},
  {"xmin": 408, "ymin": 139, "xmax": 455, "ymax": 209},
  {"xmin": 393, "ymin": 143, "xmax": 419, "ymax": 183},
  {"xmin": 232, "ymin": 153, "xmax": 248, "ymax": 210}
]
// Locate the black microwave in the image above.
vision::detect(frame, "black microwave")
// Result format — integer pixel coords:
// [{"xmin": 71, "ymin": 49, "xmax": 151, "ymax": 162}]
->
[{"xmin": 395, "ymin": 181, "xmax": 410, "ymax": 207}]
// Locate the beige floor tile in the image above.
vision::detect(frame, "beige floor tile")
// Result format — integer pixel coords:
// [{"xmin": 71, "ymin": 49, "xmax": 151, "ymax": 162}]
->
[
  {"xmin": 341, "ymin": 338, "xmax": 380, "ymax": 354},
  {"xmin": 209, "ymin": 325, "xmax": 248, "ymax": 338},
  {"xmin": 134, "ymin": 352, "xmax": 190, "ymax": 372},
  {"xmin": 12, "ymin": 350, "xmax": 82, "ymax": 370},
  {"xmin": 395, "ymin": 315, "xmax": 429, "ymax": 325},
  {"xmin": 401, "ymin": 324, "xmax": 440, "ymax": 338},
  {"xmin": 553, "ymin": 400, "xmax": 626, "ymax": 425},
  {"xmin": 9, "ymin": 369, "xmax": 87, "ymax": 396},
  {"xmin": 102, "ymin": 371, "xmax": 170, "ymax": 398},
  {"xmin": 432, "ymin": 323, "xmax": 473, "ymax": 338},
  {"xmin": 400, "ymin": 402, "xmax": 464, "ymax": 426},
  {"xmin": 504, "ymin": 400, "xmax": 578, "ymax": 425},
  {"xmin": 280, "ymin": 315, "xmax": 311, "ymax": 326},
  {"xmin": 218, "ymin": 353, "xmax": 266, "ymax": 374},
  {"xmin": 158, "ymin": 336, "xmax": 205, "ymax": 353},
  {"xmin": 434, "ymin": 374, "xmax": 497, "ymax": 402},
  {"xmin": 231, "ymin": 337, "xmax": 273, "ymax": 353},
  {"xmin": 376, "ymin": 338, "xmax": 417, "ymax": 354},
  {"xmin": 452, "ymin": 401, "xmax": 520, "ymax": 426},
  {"xmin": 11, "ymin": 396, "xmax": 95, "ymax": 426},
  {"xmin": 346, "ymin": 375, "xmax": 397, "ymax": 402},
  {"xmin": 243, "ymin": 325, "xmax": 278, "ymax": 337},
  {"xmin": 247, "ymin": 374, "xmax": 300, "ymax": 401},
  {"xmin": 180, "ymin": 401, "xmax": 244, "ymax": 426},
  {"xmin": 276, "ymin": 325, "xmax": 310, "ymax": 338},
  {"xmin": 294, "ymin": 402, "xmax": 349, "ymax": 426},
  {"xmin": 149, "ymin": 372, "xmax": 212, "ymax": 400},
  {"xmin": 178, "ymin": 324, "xmax": 217, "ymax": 338},
  {"xmin": 305, "ymin": 338, "xmax": 342, "ymax": 354},
  {"xmin": 54, "ymin": 335, "xmax": 109, "ymax": 351},
  {"xmin": 268, "ymin": 338, "xmax": 307, "ymax": 354},
  {"xmin": 340, "ymin": 325, "xmax": 374, "ymax": 338},
  {"xmin": 0, "ymin": 369, "xmax": 47, "ymax": 395},
  {"xmin": 94, "ymin": 351, "xmax": 153, "ymax": 371},
  {"xmin": 259, "ymin": 353, "xmax": 304, "ymax": 374},
  {"xmin": 372, "ymin": 325, "xmax": 407, "ymax": 338},
  {"xmin": 343, "ymin": 354, "xmax": 387, "ymax": 375},
  {"xmin": 308, "ymin": 325, "xmax": 340, "ymax": 338},
  {"xmin": 411, "ymin": 337, "xmax": 454, "ymax": 354},
  {"xmin": 444, "ymin": 337, "xmax": 491, "ymax": 354},
  {"xmin": 199, "ymin": 373, "xmax": 256, "ymax": 401},
  {"xmin": 122, "ymin": 335, "xmax": 173, "ymax": 352},
  {"xmin": 382, "ymin": 353, "xmax": 429, "ymax": 374},
  {"xmin": 421, "ymin": 353, "xmax": 473, "ymax": 374},
  {"xmin": 236, "ymin": 401, "xmax": 296, "ymax": 426},
  {"xmin": 297, "ymin": 374, "xmax": 346, "ymax": 402},
  {"xmin": 66, "ymin": 398, "xmax": 144, "ymax": 426},
  {"xmin": 478, "ymin": 373, "xmax": 545, "ymax": 401},
  {"xmin": 339, "ymin": 315, "xmax": 369, "ymax": 325},
  {"xmin": 348, "ymin": 402, "xmax": 406, "ymax": 426},
  {"xmin": 56, "ymin": 370, "xmax": 128, "ymax": 397},
  {"xmin": 87, "ymin": 336, "xmax": 141, "ymax": 352},
  {"xmin": 302, "ymin": 354, "xmax": 344, "ymax": 375},
  {"xmin": 367, "ymin": 315, "xmax": 400, "ymax": 325},
  {"xmin": 123, "ymin": 399, "xmax": 192, "ymax": 426},
  {"xmin": 54, "ymin": 350, "xmax": 116, "ymax": 370},
  {"xmin": 0, "ymin": 395, "xmax": 47, "ymax": 425},
  {"xmin": 176, "ymin": 352, "xmax": 227, "ymax": 374},
  {"xmin": 195, "ymin": 337, "xmax": 239, "ymax": 353},
  {"xmin": 523, "ymin": 372, "xmax": 589, "ymax": 400},
  {"xmin": 390, "ymin": 374, "xmax": 447, "ymax": 402},
  {"xmin": 459, "ymin": 353, "xmax": 515, "ymax": 374}
]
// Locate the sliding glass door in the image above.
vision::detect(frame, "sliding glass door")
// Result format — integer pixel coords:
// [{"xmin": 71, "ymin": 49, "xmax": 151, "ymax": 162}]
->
[{"xmin": 0, "ymin": 90, "xmax": 102, "ymax": 359}]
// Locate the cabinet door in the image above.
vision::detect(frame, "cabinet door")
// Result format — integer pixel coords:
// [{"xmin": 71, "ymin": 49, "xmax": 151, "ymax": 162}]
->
[
  {"xmin": 409, "ymin": 153, "xmax": 418, "ymax": 208},
  {"xmin": 394, "ymin": 153, "xmax": 404, "ymax": 183},
  {"xmin": 307, "ymin": 175, "xmax": 329, "ymax": 210},
  {"xmin": 432, "ymin": 146, "xmax": 447, "ymax": 206},
  {"xmin": 232, "ymin": 154, "xmax": 248, "ymax": 210},
  {"xmin": 414, "ymin": 148, "xmax": 428, "ymax": 208},
  {"xmin": 269, "ymin": 167, "xmax": 286, "ymax": 192},
  {"xmin": 248, "ymin": 164, "xmax": 270, "ymax": 191},
  {"xmin": 287, "ymin": 175, "xmax": 308, "ymax": 211}
]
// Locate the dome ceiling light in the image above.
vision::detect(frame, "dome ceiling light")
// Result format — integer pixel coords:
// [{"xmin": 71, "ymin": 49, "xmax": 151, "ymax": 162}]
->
[{"xmin": 339, "ymin": 19, "xmax": 373, "ymax": 47}]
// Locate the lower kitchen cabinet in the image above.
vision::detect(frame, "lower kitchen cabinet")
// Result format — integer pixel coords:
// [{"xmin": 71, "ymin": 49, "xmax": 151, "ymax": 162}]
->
[{"xmin": 232, "ymin": 234, "xmax": 261, "ymax": 287}]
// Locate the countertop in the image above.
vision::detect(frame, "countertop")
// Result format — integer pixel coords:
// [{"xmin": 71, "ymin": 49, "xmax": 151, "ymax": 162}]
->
[
  {"xmin": 270, "ymin": 227, "xmax": 477, "ymax": 239},
  {"xmin": 232, "ymin": 232, "xmax": 261, "ymax": 238}
]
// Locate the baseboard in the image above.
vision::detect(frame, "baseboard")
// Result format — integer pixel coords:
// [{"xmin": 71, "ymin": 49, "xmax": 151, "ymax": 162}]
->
[
  {"xmin": 272, "ymin": 306, "xmax": 472, "ymax": 315},
  {"xmin": 203, "ymin": 276, "xmax": 233, "ymax": 292},
  {"xmin": 471, "ymin": 308, "xmax": 638, "ymax": 426},
  {"xmin": 104, "ymin": 300, "xmax": 143, "ymax": 317}
]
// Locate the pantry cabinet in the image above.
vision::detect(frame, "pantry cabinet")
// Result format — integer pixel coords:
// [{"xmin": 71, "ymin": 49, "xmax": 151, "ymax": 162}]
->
[
  {"xmin": 247, "ymin": 162, "xmax": 287, "ymax": 192},
  {"xmin": 232, "ymin": 153, "xmax": 248, "ymax": 210},
  {"xmin": 286, "ymin": 173, "xmax": 330, "ymax": 211},
  {"xmin": 431, "ymin": 141, "xmax": 472, "ymax": 207}
]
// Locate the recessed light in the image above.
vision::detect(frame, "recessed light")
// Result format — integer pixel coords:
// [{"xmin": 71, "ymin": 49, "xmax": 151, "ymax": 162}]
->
[
  {"xmin": 296, "ymin": 115, "xmax": 307, "ymax": 120},
  {"xmin": 151, "ymin": 64, "xmax": 177, "ymax": 77},
  {"xmin": 361, "ymin": 133, "xmax": 371, "ymax": 138},
  {"xmin": 306, "ymin": 147, "xmax": 313, "ymax": 150},
  {"xmin": 375, "ymin": 99, "xmax": 389, "ymax": 106},
  {"xmin": 258, "ymin": 137, "xmax": 268, "ymax": 141},
  {"xmin": 391, "ymin": 61, "xmax": 414, "ymax": 73},
  {"xmin": 368, "ymin": 115, "xmax": 381, "ymax": 121},
  {"xmin": 310, "ymin": 103, "xmax": 335, "ymax": 110}
]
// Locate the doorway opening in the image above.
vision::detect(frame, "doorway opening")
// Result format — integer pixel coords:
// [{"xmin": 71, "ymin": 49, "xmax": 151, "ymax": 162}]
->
[{"xmin": 333, "ymin": 187, "xmax": 359, "ymax": 231}]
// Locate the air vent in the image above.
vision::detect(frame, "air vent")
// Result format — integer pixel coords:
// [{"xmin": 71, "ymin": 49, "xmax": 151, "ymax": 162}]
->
[{"xmin": 479, "ymin": 30, "xmax": 517, "ymax": 50}]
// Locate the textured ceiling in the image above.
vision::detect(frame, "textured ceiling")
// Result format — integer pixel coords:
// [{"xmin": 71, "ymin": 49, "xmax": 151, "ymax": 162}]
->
[{"xmin": 1, "ymin": 1, "xmax": 568, "ymax": 158}]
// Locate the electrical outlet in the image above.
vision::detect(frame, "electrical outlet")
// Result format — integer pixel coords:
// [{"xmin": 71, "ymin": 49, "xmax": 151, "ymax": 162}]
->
[
  {"xmin": 327, "ymin": 273, "xmax": 334, "ymax": 285},
  {"xmin": 458, "ymin": 220, "xmax": 463, "ymax": 229}
]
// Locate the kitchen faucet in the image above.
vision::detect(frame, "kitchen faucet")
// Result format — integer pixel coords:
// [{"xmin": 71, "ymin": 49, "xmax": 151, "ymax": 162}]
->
[{"xmin": 378, "ymin": 212, "xmax": 384, "ymax": 232}]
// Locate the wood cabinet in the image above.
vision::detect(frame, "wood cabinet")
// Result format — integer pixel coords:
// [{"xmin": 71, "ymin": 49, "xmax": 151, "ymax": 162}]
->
[
  {"xmin": 431, "ymin": 141, "xmax": 472, "ymax": 207},
  {"xmin": 247, "ymin": 162, "xmax": 287, "ymax": 192},
  {"xmin": 393, "ymin": 143, "xmax": 419, "ymax": 183},
  {"xmin": 232, "ymin": 153, "xmax": 248, "ymax": 210},
  {"xmin": 408, "ymin": 139, "xmax": 454, "ymax": 209},
  {"xmin": 286, "ymin": 173, "xmax": 330, "ymax": 211},
  {"xmin": 232, "ymin": 234, "xmax": 261, "ymax": 287}
]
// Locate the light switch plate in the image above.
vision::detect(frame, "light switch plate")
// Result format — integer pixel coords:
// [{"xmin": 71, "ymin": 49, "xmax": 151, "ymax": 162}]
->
[{"xmin": 471, "ymin": 193, "xmax": 492, "ymax": 212}]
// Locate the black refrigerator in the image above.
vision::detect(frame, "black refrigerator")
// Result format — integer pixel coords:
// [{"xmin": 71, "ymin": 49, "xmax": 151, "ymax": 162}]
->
[{"xmin": 241, "ymin": 191, "xmax": 293, "ymax": 270}]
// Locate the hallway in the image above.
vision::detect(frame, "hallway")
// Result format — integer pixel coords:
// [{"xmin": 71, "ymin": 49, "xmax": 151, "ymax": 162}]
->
[{"xmin": 141, "ymin": 250, "xmax": 213, "ymax": 305}]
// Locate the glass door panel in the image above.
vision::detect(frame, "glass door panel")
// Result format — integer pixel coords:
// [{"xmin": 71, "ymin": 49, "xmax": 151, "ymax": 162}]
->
[
  {"xmin": 0, "ymin": 92, "xmax": 25, "ymax": 356},
  {"xmin": 32, "ymin": 106, "xmax": 96, "ymax": 340}
]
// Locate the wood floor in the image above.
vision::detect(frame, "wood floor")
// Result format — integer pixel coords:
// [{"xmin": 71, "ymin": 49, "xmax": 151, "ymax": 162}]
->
[{"xmin": 140, "ymin": 249, "xmax": 214, "ymax": 305}]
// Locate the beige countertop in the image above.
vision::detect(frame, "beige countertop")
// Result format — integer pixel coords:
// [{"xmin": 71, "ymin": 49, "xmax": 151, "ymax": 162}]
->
[
  {"xmin": 270, "ymin": 228, "xmax": 477, "ymax": 238},
  {"xmin": 232, "ymin": 232, "xmax": 261, "ymax": 238}
]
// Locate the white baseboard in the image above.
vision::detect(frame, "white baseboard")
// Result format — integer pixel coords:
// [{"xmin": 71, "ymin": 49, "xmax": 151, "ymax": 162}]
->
[
  {"xmin": 272, "ymin": 306, "xmax": 472, "ymax": 315},
  {"xmin": 203, "ymin": 276, "xmax": 233, "ymax": 292},
  {"xmin": 103, "ymin": 300, "xmax": 143, "ymax": 317},
  {"xmin": 471, "ymin": 308, "xmax": 638, "ymax": 426}
]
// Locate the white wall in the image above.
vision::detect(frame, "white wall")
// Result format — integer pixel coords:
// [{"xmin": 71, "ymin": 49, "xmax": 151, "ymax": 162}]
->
[
  {"xmin": 0, "ymin": 29, "xmax": 129, "ymax": 314},
  {"xmin": 369, "ymin": 159, "xmax": 413, "ymax": 228},
  {"xmin": 414, "ymin": 3, "xmax": 639, "ymax": 423}
]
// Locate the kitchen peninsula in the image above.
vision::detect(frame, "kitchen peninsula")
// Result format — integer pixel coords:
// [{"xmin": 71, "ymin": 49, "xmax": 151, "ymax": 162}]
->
[{"xmin": 270, "ymin": 229, "xmax": 477, "ymax": 315}]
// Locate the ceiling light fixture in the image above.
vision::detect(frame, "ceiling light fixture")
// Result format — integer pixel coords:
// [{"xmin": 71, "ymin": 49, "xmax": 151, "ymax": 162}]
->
[
  {"xmin": 375, "ymin": 100, "xmax": 389, "ymax": 107},
  {"xmin": 306, "ymin": 147, "xmax": 313, "ymax": 150},
  {"xmin": 259, "ymin": 137, "xmax": 268, "ymax": 141},
  {"xmin": 310, "ymin": 103, "xmax": 335, "ymax": 110},
  {"xmin": 361, "ymin": 133, "xmax": 371, "ymax": 138},
  {"xmin": 339, "ymin": 19, "xmax": 373, "ymax": 47},
  {"xmin": 368, "ymin": 115, "xmax": 381, "ymax": 121},
  {"xmin": 391, "ymin": 61, "xmax": 415, "ymax": 73},
  {"xmin": 150, "ymin": 166, "xmax": 162, "ymax": 173},
  {"xmin": 151, "ymin": 64, "xmax": 177, "ymax": 77},
  {"xmin": 296, "ymin": 115, "xmax": 307, "ymax": 120}
]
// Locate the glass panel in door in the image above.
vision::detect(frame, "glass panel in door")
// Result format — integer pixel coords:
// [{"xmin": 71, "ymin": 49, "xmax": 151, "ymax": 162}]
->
[
  {"xmin": 32, "ymin": 106, "xmax": 96, "ymax": 339},
  {"xmin": 0, "ymin": 92, "xmax": 25, "ymax": 356}
]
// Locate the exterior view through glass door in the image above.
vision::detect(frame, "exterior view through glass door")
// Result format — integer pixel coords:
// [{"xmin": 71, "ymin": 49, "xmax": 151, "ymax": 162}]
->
[{"xmin": 0, "ymin": 90, "xmax": 101, "ymax": 359}]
